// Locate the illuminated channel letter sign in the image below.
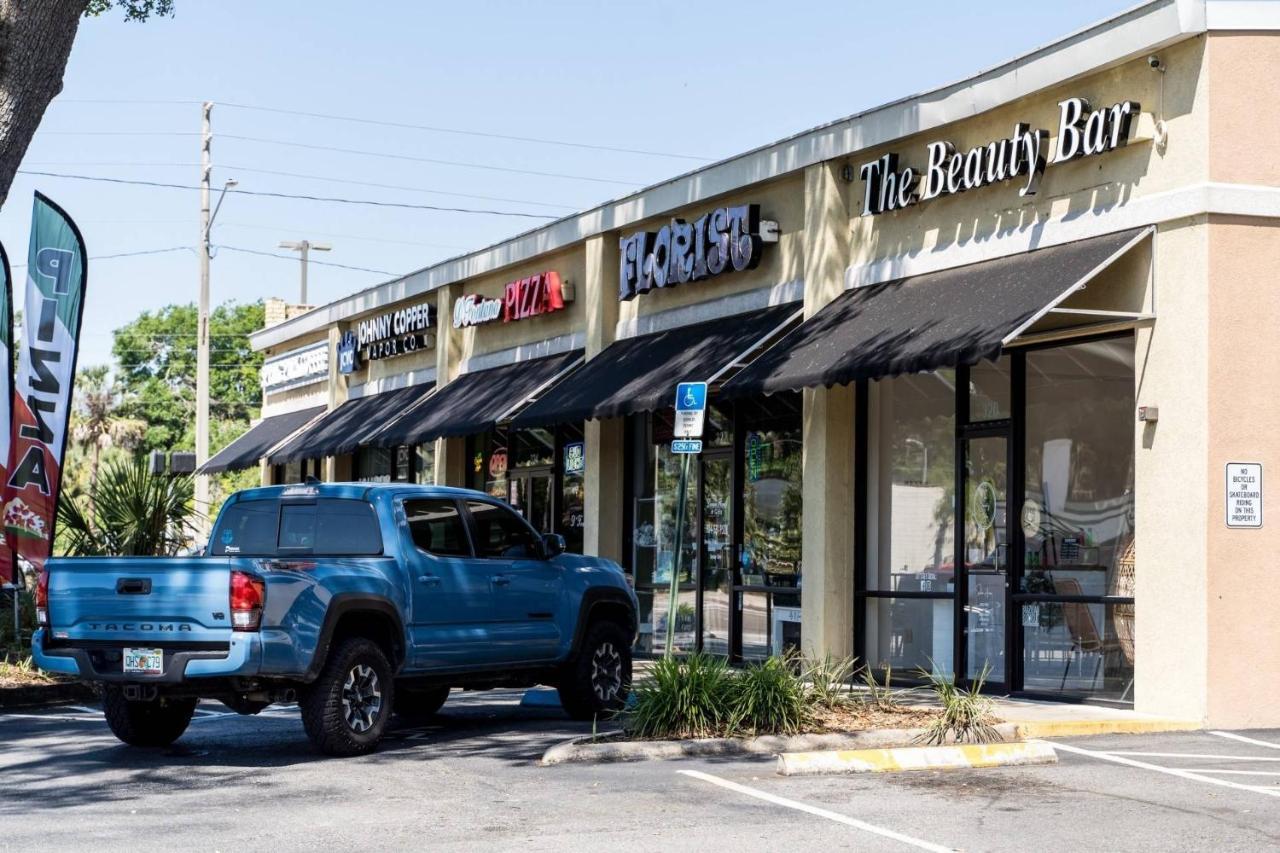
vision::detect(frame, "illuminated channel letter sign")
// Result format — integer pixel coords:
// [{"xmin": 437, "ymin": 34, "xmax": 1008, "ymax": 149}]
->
[
  {"xmin": 452, "ymin": 271, "xmax": 570, "ymax": 329},
  {"xmin": 859, "ymin": 97, "xmax": 1140, "ymax": 216},
  {"xmin": 356, "ymin": 301, "xmax": 434, "ymax": 362},
  {"xmin": 618, "ymin": 204, "xmax": 779, "ymax": 301}
]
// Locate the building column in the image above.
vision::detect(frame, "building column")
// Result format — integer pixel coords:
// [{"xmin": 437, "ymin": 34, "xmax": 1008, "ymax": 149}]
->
[
  {"xmin": 435, "ymin": 436, "xmax": 467, "ymax": 487},
  {"xmin": 582, "ymin": 233, "xmax": 625, "ymax": 561},
  {"xmin": 433, "ymin": 284, "xmax": 466, "ymax": 488},
  {"xmin": 799, "ymin": 159, "xmax": 855, "ymax": 659},
  {"xmin": 259, "ymin": 458, "xmax": 272, "ymax": 487}
]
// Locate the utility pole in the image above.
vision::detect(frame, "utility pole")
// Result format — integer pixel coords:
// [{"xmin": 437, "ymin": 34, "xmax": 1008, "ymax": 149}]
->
[
  {"xmin": 278, "ymin": 239, "xmax": 331, "ymax": 304},
  {"xmin": 196, "ymin": 101, "xmax": 212, "ymax": 537}
]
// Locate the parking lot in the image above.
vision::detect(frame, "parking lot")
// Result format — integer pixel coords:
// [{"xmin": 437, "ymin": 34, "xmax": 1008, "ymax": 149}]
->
[{"xmin": 2, "ymin": 692, "xmax": 1279, "ymax": 852}]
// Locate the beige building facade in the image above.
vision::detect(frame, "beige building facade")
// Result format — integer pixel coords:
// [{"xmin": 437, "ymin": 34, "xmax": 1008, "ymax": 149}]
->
[{"xmin": 212, "ymin": 1, "xmax": 1280, "ymax": 727}]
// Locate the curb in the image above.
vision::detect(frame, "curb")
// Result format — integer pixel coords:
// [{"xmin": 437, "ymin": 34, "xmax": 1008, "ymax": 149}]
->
[
  {"xmin": 776, "ymin": 740, "xmax": 1058, "ymax": 776},
  {"xmin": 539, "ymin": 722, "xmax": 1022, "ymax": 766},
  {"xmin": 1012, "ymin": 719, "xmax": 1200, "ymax": 739},
  {"xmin": 0, "ymin": 681, "xmax": 95, "ymax": 710}
]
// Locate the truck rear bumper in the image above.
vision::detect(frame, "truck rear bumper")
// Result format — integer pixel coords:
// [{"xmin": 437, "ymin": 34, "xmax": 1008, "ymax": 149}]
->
[{"xmin": 32, "ymin": 629, "xmax": 262, "ymax": 683}]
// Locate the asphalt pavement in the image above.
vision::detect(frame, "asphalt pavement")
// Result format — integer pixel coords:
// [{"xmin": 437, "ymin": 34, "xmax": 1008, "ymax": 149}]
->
[{"xmin": 2, "ymin": 691, "xmax": 1279, "ymax": 852}]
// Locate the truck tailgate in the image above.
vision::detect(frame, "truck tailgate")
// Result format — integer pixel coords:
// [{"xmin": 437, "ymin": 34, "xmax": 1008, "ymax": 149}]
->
[{"xmin": 45, "ymin": 556, "xmax": 246, "ymax": 644}]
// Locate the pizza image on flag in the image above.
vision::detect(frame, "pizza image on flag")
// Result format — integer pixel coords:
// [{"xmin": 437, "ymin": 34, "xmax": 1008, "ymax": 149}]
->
[{"xmin": 4, "ymin": 496, "xmax": 48, "ymax": 541}]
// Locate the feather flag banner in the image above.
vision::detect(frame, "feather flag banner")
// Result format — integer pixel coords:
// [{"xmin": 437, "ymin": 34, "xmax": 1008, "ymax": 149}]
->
[{"xmin": 3, "ymin": 193, "xmax": 87, "ymax": 574}]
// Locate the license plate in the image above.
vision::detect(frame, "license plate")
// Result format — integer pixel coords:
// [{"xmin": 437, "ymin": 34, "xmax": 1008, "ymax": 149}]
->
[{"xmin": 122, "ymin": 648, "xmax": 163, "ymax": 675}]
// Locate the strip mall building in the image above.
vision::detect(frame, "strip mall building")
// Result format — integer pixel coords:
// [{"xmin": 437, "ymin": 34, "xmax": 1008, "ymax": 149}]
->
[{"xmin": 209, "ymin": 1, "xmax": 1280, "ymax": 727}]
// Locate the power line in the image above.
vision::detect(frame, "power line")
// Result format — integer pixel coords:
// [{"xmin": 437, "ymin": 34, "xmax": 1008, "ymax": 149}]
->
[
  {"xmin": 220, "ymin": 165, "xmax": 579, "ymax": 210},
  {"xmin": 10, "ymin": 246, "xmax": 191, "ymax": 269},
  {"xmin": 212, "ymin": 244, "xmax": 399, "ymax": 276},
  {"xmin": 15, "ymin": 170, "xmax": 560, "ymax": 219},
  {"xmin": 50, "ymin": 97, "xmax": 711, "ymax": 162},
  {"xmin": 218, "ymin": 101, "xmax": 711, "ymax": 162},
  {"xmin": 220, "ymin": 134, "xmax": 639, "ymax": 186},
  {"xmin": 217, "ymin": 221, "xmax": 467, "ymax": 251},
  {"xmin": 36, "ymin": 130, "xmax": 198, "ymax": 137},
  {"xmin": 23, "ymin": 161, "xmax": 580, "ymax": 210}
]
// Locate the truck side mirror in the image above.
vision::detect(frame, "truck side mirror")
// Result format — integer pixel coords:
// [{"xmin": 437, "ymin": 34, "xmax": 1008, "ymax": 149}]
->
[{"xmin": 541, "ymin": 533, "xmax": 566, "ymax": 559}]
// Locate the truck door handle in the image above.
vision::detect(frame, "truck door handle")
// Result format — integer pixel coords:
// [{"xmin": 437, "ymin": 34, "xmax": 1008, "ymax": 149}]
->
[
  {"xmin": 491, "ymin": 574, "xmax": 511, "ymax": 587},
  {"xmin": 417, "ymin": 574, "xmax": 442, "ymax": 587}
]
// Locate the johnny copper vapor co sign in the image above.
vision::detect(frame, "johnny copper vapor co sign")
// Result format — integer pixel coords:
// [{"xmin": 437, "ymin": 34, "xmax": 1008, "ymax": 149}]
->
[{"xmin": 356, "ymin": 301, "xmax": 434, "ymax": 361}]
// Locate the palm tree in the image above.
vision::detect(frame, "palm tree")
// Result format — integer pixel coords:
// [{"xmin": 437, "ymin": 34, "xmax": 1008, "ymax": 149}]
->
[
  {"xmin": 57, "ymin": 459, "xmax": 196, "ymax": 556},
  {"xmin": 70, "ymin": 366, "xmax": 145, "ymax": 517}
]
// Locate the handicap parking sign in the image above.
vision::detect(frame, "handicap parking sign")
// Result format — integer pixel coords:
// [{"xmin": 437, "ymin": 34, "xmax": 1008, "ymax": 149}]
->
[{"xmin": 673, "ymin": 382, "xmax": 707, "ymax": 438}]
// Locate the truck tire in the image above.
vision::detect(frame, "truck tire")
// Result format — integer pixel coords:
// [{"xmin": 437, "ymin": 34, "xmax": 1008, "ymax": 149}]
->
[
  {"xmin": 300, "ymin": 637, "xmax": 395, "ymax": 757},
  {"xmin": 557, "ymin": 620, "xmax": 632, "ymax": 721},
  {"xmin": 103, "ymin": 690, "xmax": 197, "ymax": 748},
  {"xmin": 394, "ymin": 684, "xmax": 450, "ymax": 720}
]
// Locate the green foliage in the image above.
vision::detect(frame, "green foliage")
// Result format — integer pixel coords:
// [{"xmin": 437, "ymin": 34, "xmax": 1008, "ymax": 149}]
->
[
  {"xmin": 802, "ymin": 653, "xmax": 858, "ymax": 710},
  {"xmin": 626, "ymin": 653, "xmax": 735, "ymax": 740},
  {"xmin": 0, "ymin": 588, "xmax": 36, "ymax": 655},
  {"xmin": 917, "ymin": 663, "xmax": 1001, "ymax": 745},
  {"xmin": 112, "ymin": 301, "xmax": 264, "ymax": 454},
  {"xmin": 57, "ymin": 458, "xmax": 197, "ymax": 557},
  {"xmin": 84, "ymin": 0, "xmax": 175, "ymax": 21},
  {"xmin": 728, "ymin": 656, "xmax": 809, "ymax": 736},
  {"xmin": 860, "ymin": 663, "xmax": 901, "ymax": 712}
]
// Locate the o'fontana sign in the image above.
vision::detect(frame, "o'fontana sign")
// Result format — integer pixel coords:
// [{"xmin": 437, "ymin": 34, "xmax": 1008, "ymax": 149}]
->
[
  {"xmin": 452, "ymin": 271, "xmax": 569, "ymax": 329},
  {"xmin": 858, "ymin": 96, "xmax": 1141, "ymax": 216}
]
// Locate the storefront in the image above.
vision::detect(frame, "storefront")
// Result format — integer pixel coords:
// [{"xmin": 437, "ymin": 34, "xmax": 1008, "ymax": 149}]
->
[{"xmin": 233, "ymin": 3, "xmax": 1280, "ymax": 727}]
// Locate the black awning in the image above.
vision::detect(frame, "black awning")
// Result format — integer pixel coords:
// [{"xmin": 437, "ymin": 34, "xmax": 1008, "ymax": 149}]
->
[
  {"xmin": 512, "ymin": 304, "xmax": 799, "ymax": 428},
  {"xmin": 372, "ymin": 351, "xmax": 582, "ymax": 447},
  {"xmin": 200, "ymin": 405, "xmax": 326, "ymax": 474},
  {"xmin": 722, "ymin": 228, "xmax": 1150, "ymax": 398},
  {"xmin": 267, "ymin": 383, "xmax": 434, "ymax": 464}
]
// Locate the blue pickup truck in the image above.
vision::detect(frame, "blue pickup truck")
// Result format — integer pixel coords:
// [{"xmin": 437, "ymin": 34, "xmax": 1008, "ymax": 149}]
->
[{"xmin": 32, "ymin": 482, "xmax": 637, "ymax": 756}]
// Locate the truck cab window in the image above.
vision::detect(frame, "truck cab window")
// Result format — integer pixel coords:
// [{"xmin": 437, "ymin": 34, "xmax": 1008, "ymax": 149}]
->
[
  {"xmin": 404, "ymin": 499, "xmax": 471, "ymax": 557},
  {"xmin": 465, "ymin": 500, "xmax": 539, "ymax": 559}
]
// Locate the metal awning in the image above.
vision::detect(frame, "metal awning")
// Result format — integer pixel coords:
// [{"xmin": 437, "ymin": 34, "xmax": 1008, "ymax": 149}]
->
[
  {"xmin": 267, "ymin": 384, "xmax": 434, "ymax": 465},
  {"xmin": 512, "ymin": 304, "xmax": 800, "ymax": 428},
  {"xmin": 721, "ymin": 228, "xmax": 1152, "ymax": 398},
  {"xmin": 200, "ymin": 405, "xmax": 326, "ymax": 474},
  {"xmin": 371, "ymin": 351, "xmax": 582, "ymax": 447}
]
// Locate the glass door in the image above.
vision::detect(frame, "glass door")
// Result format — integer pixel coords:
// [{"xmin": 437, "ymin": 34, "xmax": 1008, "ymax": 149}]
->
[
  {"xmin": 698, "ymin": 453, "xmax": 733, "ymax": 655},
  {"xmin": 960, "ymin": 433, "xmax": 1010, "ymax": 686},
  {"xmin": 508, "ymin": 469, "xmax": 555, "ymax": 536}
]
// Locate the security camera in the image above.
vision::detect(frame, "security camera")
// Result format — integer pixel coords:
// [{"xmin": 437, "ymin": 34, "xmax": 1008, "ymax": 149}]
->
[{"xmin": 1147, "ymin": 55, "xmax": 1165, "ymax": 71}]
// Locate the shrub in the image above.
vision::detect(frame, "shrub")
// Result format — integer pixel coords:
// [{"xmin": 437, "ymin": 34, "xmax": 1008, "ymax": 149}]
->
[
  {"xmin": 917, "ymin": 663, "xmax": 1000, "ymax": 745},
  {"xmin": 625, "ymin": 653, "xmax": 735, "ymax": 740},
  {"xmin": 729, "ymin": 656, "xmax": 809, "ymax": 736},
  {"xmin": 859, "ymin": 663, "xmax": 901, "ymax": 712},
  {"xmin": 802, "ymin": 653, "xmax": 858, "ymax": 710}
]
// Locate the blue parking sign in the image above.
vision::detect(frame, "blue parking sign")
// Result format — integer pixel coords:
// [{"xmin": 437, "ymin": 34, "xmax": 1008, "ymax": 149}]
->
[{"xmin": 673, "ymin": 382, "xmax": 708, "ymax": 438}]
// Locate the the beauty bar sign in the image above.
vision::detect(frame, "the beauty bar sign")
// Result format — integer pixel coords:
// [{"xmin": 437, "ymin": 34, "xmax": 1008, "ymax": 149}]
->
[{"xmin": 859, "ymin": 97, "xmax": 1140, "ymax": 216}]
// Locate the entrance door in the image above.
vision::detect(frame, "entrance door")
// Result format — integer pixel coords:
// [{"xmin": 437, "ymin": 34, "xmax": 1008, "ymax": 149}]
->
[
  {"xmin": 698, "ymin": 452, "xmax": 733, "ymax": 655},
  {"xmin": 960, "ymin": 433, "xmax": 1010, "ymax": 687},
  {"xmin": 509, "ymin": 469, "xmax": 555, "ymax": 535}
]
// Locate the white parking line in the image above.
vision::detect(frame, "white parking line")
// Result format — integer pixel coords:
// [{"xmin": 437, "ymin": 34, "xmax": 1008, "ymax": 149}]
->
[
  {"xmin": 1099, "ymin": 751, "xmax": 1280, "ymax": 762},
  {"xmin": 1051, "ymin": 741, "xmax": 1280, "ymax": 798},
  {"xmin": 1210, "ymin": 731, "xmax": 1280, "ymax": 750},
  {"xmin": 677, "ymin": 769, "xmax": 955, "ymax": 853},
  {"xmin": 1195, "ymin": 769, "xmax": 1280, "ymax": 777}
]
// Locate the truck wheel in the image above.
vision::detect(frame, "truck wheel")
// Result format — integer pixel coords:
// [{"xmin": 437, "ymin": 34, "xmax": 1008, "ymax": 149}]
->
[
  {"xmin": 557, "ymin": 621, "xmax": 632, "ymax": 721},
  {"xmin": 103, "ymin": 690, "xmax": 197, "ymax": 747},
  {"xmin": 300, "ymin": 637, "xmax": 394, "ymax": 757},
  {"xmin": 394, "ymin": 685, "xmax": 450, "ymax": 719}
]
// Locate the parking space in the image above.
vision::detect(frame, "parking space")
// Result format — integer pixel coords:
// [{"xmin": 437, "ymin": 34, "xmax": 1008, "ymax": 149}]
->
[{"xmin": 3, "ymin": 698, "xmax": 1280, "ymax": 852}]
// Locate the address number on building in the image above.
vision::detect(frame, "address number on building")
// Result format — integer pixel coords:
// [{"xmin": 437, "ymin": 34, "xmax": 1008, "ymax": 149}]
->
[{"xmin": 1226, "ymin": 462, "xmax": 1263, "ymax": 528}]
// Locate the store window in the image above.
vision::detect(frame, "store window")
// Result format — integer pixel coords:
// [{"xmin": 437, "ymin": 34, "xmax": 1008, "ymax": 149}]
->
[
  {"xmin": 415, "ymin": 443, "xmax": 436, "ymax": 484},
  {"xmin": 740, "ymin": 420, "xmax": 803, "ymax": 661},
  {"xmin": 1021, "ymin": 337, "xmax": 1135, "ymax": 699},
  {"xmin": 864, "ymin": 371, "xmax": 956, "ymax": 676},
  {"xmin": 468, "ymin": 430, "xmax": 510, "ymax": 499},
  {"xmin": 355, "ymin": 446, "xmax": 392, "ymax": 483}
]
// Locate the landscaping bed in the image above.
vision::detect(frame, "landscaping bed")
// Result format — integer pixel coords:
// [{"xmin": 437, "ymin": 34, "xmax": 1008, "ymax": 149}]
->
[{"xmin": 0, "ymin": 657, "xmax": 94, "ymax": 709}]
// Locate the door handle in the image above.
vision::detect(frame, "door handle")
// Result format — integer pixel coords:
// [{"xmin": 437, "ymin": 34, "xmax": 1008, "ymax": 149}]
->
[
  {"xmin": 491, "ymin": 574, "xmax": 511, "ymax": 588},
  {"xmin": 417, "ymin": 574, "xmax": 442, "ymax": 587}
]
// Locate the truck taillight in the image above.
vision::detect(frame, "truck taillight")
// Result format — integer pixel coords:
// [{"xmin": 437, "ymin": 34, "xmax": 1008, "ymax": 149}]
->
[
  {"xmin": 229, "ymin": 571, "xmax": 265, "ymax": 631},
  {"xmin": 35, "ymin": 569, "xmax": 49, "ymax": 627}
]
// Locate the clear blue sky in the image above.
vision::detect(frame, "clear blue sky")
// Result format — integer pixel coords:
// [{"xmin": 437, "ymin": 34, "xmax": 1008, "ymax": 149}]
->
[{"xmin": 1, "ymin": 0, "xmax": 1135, "ymax": 368}]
